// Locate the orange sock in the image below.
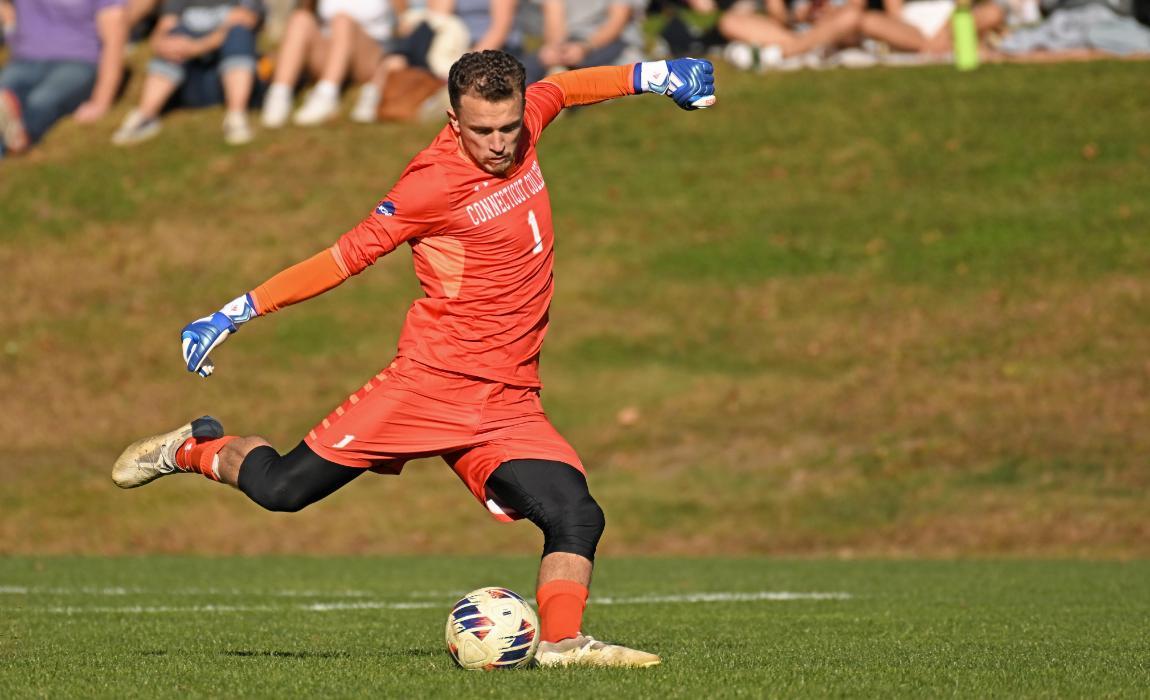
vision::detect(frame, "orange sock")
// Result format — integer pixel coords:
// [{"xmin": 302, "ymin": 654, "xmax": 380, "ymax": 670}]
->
[
  {"xmin": 536, "ymin": 579, "xmax": 588, "ymax": 642},
  {"xmin": 174, "ymin": 436, "xmax": 237, "ymax": 481}
]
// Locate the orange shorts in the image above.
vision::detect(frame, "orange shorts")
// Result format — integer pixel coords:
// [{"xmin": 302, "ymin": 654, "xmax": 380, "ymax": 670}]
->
[{"xmin": 304, "ymin": 356, "xmax": 584, "ymax": 521}]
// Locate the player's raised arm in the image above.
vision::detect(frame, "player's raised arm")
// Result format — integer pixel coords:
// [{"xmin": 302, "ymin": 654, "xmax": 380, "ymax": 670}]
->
[{"xmin": 539, "ymin": 58, "xmax": 717, "ymax": 111}]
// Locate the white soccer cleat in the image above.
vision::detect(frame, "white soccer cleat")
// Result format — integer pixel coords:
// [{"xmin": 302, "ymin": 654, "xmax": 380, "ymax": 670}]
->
[
  {"xmin": 535, "ymin": 635, "xmax": 661, "ymax": 668},
  {"xmin": 111, "ymin": 416, "xmax": 223, "ymax": 489}
]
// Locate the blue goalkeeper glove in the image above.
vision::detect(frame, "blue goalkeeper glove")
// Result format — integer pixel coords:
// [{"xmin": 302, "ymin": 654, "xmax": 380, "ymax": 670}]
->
[
  {"xmin": 634, "ymin": 58, "xmax": 716, "ymax": 110},
  {"xmin": 180, "ymin": 293, "xmax": 258, "ymax": 378}
]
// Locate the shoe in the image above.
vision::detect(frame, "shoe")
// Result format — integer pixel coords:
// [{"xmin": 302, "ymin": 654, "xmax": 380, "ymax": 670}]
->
[
  {"xmin": 292, "ymin": 88, "xmax": 339, "ymax": 126},
  {"xmin": 828, "ymin": 47, "xmax": 879, "ymax": 69},
  {"xmin": 0, "ymin": 89, "xmax": 29, "ymax": 153},
  {"xmin": 222, "ymin": 111, "xmax": 253, "ymax": 145},
  {"xmin": 535, "ymin": 635, "xmax": 661, "ymax": 668},
  {"xmin": 261, "ymin": 83, "xmax": 293, "ymax": 128},
  {"xmin": 112, "ymin": 416, "xmax": 223, "ymax": 488},
  {"xmin": 349, "ymin": 83, "xmax": 380, "ymax": 123},
  {"xmin": 111, "ymin": 109, "xmax": 161, "ymax": 146}
]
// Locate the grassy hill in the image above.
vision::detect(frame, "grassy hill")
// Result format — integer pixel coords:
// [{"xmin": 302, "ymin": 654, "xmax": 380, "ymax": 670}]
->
[{"xmin": 2, "ymin": 61, "xmax": 1148, "ymax": 556}]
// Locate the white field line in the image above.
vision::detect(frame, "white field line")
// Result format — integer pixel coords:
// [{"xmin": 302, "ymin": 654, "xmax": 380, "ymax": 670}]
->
[{"xmin": 0, "ymin": 590, "xmax": 851, "ymax": 615}]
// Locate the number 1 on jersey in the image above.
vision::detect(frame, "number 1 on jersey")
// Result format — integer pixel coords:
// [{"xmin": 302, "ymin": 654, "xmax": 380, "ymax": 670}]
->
[{"xmin": 528, "ymin": 209, "xmax": 543, "ymax": 255}]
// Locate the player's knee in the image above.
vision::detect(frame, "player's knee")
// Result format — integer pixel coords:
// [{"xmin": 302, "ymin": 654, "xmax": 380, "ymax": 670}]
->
[
  {"xmin": 237, "ymin": 445, "xmax": 311, "ymax": 513},
  {"xmin": 543, "ymin": 490, "xmax": 606, "ymax": 560}
]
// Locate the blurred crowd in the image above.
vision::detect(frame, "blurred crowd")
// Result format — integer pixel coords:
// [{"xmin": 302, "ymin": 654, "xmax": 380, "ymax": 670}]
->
[{"xmin": 0, "ymin": 0, "xmax": 1147, "ymax": 159}]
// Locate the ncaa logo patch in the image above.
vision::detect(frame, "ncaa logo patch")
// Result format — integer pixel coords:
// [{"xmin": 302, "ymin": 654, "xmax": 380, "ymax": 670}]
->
[{"xmin": 375, "ymin": 200, "xmax": 396, "ymax": 216}]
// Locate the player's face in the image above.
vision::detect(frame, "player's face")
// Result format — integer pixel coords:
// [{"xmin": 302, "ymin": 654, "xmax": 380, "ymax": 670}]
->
[{"xmin": 449, "ymin": 91, "xmax": 526, "ymax": 177}]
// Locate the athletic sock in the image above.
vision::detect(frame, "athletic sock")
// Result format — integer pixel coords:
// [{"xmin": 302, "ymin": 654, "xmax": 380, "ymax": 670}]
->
[
  {"xmin": 536, "ymin": 579, "xmax": 588, "ymax": 643},
  {"xmin": 174, "ymin": 436, "xmax": 237, "ymax": 481}
]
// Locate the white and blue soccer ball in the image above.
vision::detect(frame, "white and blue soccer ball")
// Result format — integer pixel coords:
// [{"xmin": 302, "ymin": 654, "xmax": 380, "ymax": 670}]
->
[{"xmin": 445, "ymin": 586, "xmax": 540, "ymax": 670}]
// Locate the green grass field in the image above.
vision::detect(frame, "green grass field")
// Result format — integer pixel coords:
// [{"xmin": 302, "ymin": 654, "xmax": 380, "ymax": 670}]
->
[
  {"xmin": 2, "ymin": 56, "xmax": 1150, "ymax": 697},
  {"xmin": 2, "ymin": 60, "xmax": 1148, "ymax": 557},
  {"xmin": 2, "ymin": 557, "xmax": 1148, "ymax": 697}
]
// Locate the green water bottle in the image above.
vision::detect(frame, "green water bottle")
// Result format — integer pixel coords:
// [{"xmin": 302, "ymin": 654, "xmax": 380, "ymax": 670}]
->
[{"xmin": 952, "ymin": 0, "xmax": 979, "ymax": 71}]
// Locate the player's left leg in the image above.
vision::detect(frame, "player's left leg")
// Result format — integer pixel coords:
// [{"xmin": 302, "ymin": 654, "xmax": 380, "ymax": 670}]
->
[{"xmin": 483, "ymin": 460, "xmax": 660, "ymax": 668}]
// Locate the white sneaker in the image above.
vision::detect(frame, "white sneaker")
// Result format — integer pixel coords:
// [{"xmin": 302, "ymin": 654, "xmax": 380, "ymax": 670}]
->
[
  {"xmin": 722, "ymin": 42, "xmax": 759, "ymax": 71},
  {"xmin": 222, "ymin": 111, "xmax": 253, "ymax": 145},
  {"xmin": 829, "ymin": 47, "xmax": 879, "ymax": 69},
  {"xmin": 111, "ymin": 416, "xmax": 224, "ymax": 488},
  {"xmin": 261, "ymin": 83, "xmax": 293, "ymax": 128},
  {"xmin": 293, "ymin": 88, "xmax": 340, "ymax": 126},
  {"xmin": 111, "ymin": 109, "xmax": 161, "ymax": 146},
  {"xmin": 535, "ymin": 635, "xmax": 661, "ymax": 668},
  {"xmin": 349, "ymin": 83, "xmax": 380, "ymax": 124}
]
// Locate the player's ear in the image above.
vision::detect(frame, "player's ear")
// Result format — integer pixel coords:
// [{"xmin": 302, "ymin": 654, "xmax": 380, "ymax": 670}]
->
[{"xmin": 447, "ymin": 109, "xmax": 460, "ymax": 134}]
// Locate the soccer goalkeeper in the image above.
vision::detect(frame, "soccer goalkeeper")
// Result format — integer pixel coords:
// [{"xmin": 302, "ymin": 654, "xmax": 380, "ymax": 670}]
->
[{"xmin": 114, "ymin": 50, "xmax": 715, "ymax": 668}]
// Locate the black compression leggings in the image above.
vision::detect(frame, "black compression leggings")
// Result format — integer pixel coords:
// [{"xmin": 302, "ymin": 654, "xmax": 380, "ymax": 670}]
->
[
  {"xmin": 238, "ymin": 446, "xmax": 605, "ymax": 559},
  {"xmin": 237, "ymin": 442, "xmax": 364, "ymax": 513}
]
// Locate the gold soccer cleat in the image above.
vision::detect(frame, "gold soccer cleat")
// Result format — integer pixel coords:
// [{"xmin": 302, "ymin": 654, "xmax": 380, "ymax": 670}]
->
[
  {"xmin": 112, "ymin": 416, "xmax": 223, "ymax": 488},
  {"xmin": 535, "ymin": 635, "xmax": 661, "ymax": 668}
]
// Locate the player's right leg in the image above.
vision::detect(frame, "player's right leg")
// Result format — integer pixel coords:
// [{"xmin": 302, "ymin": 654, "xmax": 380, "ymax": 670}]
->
[
  {"xmin": 112, "ymin": 415, "xmax": 225, "ymax": 488},
  {"xmin": 113, "ymin": 419, "xmax": 363, "ymax": 512}
]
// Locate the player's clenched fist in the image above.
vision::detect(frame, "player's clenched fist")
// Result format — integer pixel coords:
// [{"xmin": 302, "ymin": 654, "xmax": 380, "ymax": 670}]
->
[
  {"xmin": 180, "ymin": 293, "xmax": 258, "ymax": 377},
  {"xmin": 635, "ymin": 58, "xmax": 716, "ymax": 110}
]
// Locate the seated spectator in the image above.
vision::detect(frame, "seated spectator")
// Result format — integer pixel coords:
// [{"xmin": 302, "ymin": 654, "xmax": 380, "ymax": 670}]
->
[
  {"xmin": 125, "ymin": 0, "xmax": 162, "ymax": 43},
  {"xmin": 859, "ymin": 0, "xmax": 1004, "ymax": 55},
  {"xmin": 0, "ymin": 0, "xmax": 127, "ymax": 159},
  {"xmin": 718, "ymin": 0, "xmax": 865, "ymax": 69},
  {"xmin": 260, "ymin": 0, "xmax": 399, "ymax": 128},
  {"xmin": 364, "ymin": 0, "xmax": 516, "ymax": 123},
  {"xmin": 112, "ymin": 0, "xmax": 263, "ymax": 146},
  {"xmin": 523, "ymin": 0, "xmax": 648, "ymax": 84},
  {"xmin": 997, "ymin": 0, "xmax": 1150, "ymax": 59}
]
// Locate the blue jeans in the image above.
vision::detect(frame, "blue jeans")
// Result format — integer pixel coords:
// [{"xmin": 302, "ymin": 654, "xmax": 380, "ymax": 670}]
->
[
  {"xmin": 0, "ymin": 59, "xmax": 97, "ymax": 145},
  {"xmin": 149, "ymin": 25, "xmax": 258, "ymax": 109}
]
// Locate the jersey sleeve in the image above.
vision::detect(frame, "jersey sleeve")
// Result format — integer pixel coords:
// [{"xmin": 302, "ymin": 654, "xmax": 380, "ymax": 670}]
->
[
  {"xmin": 337, "ymin": 164, "xmax": 451, "ymax": 275},
  {"xmin": 248, "ymin": 164, "xmax": 449, "ymax": 315},
  {"xmin": 524, "ymin": 82, "xmax": 566, "ymax": 145},
  {"xmin": 525, "ymin": 65, "xmax": 639, "ymax": 144},
  {"xmin": 541, "ymin": 65, "xmax": 637, "ymax": 107}
]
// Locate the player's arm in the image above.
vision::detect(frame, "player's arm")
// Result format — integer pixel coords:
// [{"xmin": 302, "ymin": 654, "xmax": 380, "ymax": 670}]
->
[
  {"xmin": 538, "ymin": 57, "xmax": 716, "ymax": 111},
  {"xmin": 178, "ymin": 245, "xmax": 352, "ymax": 377},
  {"xmin": 181, "ymin": 179, "xmax": 442, "ymax": 377}
]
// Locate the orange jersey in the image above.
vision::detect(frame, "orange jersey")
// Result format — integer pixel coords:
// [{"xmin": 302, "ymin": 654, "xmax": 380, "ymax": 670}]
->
[
  {"xmin": 249, "ymin": 66, "xmax": 639, "ymax": 387},
  {"xmin": 334, "ymin": 83, "xmax": 566, "ymax": 387}
]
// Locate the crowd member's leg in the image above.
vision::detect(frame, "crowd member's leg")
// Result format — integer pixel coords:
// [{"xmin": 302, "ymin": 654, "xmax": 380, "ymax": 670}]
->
[
  {"xmin": 111, "ymin": 31, "xmax": 190, "ymax": 145},
  {"xmin": 717, "ymin": 8, "xmax": 799, "ymax": 55},
  {"xmin": 347, "ymin": 27, "xmax": 385, "ymax": 123},
  {"xmin": 262, "ymin": 9, "xmax": 319, "ymax": 127},
  {"xmin": 800, "ymin": 5, "xmax": 866, "ymax": 54},
  {"xmin": 19, "ymin": 61, "xmax": 97, "ymax": 146},
  {"xmin": 217, "ymin": 25, "xmax": 257, "ymax": 144},
  {"xmin": 0, "ymin": 60, "xmax": 49, "ymax": 153},
  {"xmin": 294, "ymin": 12, "xmax": 370, "ymax": 125},
  {"xmin": 859, "ymin": 10, "xmax": 929, "ymax": 52}
]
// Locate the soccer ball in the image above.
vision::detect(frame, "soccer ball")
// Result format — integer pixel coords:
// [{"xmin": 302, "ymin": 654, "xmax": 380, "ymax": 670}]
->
[{"xmin": 445, "ymin": 586, "xmax": 540, "ymax": 670}]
